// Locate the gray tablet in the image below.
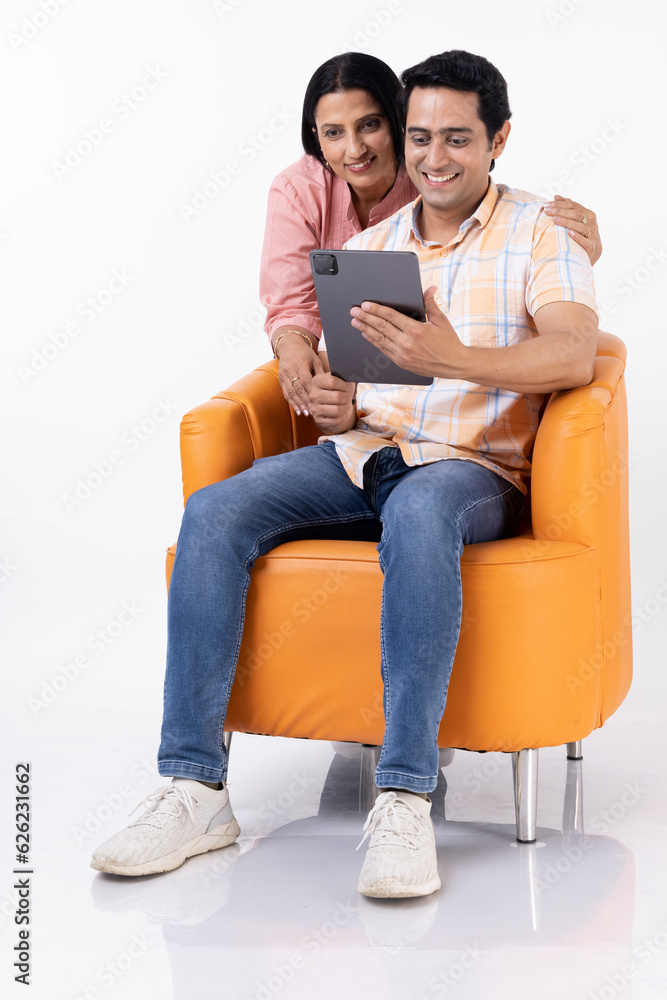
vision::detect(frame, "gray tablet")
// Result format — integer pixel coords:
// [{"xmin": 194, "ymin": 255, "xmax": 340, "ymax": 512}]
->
[{"xmin": 310, "ymin": 249, "xmax": 433, "ymax": 386}]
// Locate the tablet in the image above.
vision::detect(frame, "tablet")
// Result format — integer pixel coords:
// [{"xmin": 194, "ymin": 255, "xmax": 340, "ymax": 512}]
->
[{"xmin": 310, "ymin": 249, "xmax": 433, "ymax": 386}]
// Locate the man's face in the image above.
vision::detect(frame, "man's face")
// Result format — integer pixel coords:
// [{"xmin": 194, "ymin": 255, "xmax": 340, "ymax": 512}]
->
[{"xmin": 404, "ymin": 87, "xmax": 509, "ymax": 224}]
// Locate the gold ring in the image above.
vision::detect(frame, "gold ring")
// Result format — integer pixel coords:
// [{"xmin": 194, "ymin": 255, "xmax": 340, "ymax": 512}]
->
[
  {"xmin": 585, "ymin": 229, "xmax": 591, "ymax": 239},
  {"xmin": 582, "ymin": 214, "xmax": 588, "ymax": 225},
  {"xmin": 290, "ymin": 376, "xmax": 301, "ymax": 385}
]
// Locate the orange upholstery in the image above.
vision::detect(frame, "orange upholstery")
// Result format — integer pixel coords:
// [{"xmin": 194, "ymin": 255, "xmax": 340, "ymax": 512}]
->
[{"xmin": 166, "ymin": 332, "xmax": 631, "ymax": 753}]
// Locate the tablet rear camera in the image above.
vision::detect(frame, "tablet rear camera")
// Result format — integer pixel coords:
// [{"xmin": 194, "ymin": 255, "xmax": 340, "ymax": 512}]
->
[{"xmin": 313, "ymin": 253, "xmax": 338, "ymax": 276}]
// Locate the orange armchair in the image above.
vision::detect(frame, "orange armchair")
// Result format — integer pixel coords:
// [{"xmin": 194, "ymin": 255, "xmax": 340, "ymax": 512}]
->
[{"xmin": 166, "ymin": 332, "xmax": 632, "ymax": 842}]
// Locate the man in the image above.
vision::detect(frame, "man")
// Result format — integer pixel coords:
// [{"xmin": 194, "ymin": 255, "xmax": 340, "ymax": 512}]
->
[{"xmin": 91, "ymin": 50, "xmax": 597, "ymax": 899}]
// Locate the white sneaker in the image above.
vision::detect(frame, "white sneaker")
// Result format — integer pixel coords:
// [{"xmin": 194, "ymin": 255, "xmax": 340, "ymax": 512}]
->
[
  {"xmin": 90, "ymin": 778, "xmax": 240, "ymax": 877},
  {"xmin": 357, "ymin": 791, "xmax": 441, "ymax": 898}
]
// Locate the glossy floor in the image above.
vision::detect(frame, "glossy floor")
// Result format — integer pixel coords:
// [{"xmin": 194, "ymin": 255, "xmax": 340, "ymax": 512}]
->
[{"xmin": 3, "ymin": 688, "xmax": 666, "ymax": 1000}]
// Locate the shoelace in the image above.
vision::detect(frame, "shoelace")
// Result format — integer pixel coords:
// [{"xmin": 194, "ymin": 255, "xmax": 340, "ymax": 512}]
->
[
  {"xmin": 356, "ymin": 791, "xmax": 424, "ymax": 852},
  {"xmin": 128, "ymin": 785, "xmax": 198, "ymax": 830}
]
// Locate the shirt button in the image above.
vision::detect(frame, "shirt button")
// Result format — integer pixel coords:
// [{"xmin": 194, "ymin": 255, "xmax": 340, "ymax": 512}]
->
[{"xmin": 440, "ymin": 249, "xmax": 448, "ymax": 257}]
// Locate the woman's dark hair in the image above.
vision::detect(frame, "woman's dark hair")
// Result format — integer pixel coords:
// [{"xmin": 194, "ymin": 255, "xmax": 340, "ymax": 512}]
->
[
  {"xmin": 301, "ymin": 52, "xmax": 404, "ymax": 169},
  {"xmin": 401, "ymin": 50, "xmax": 511, "ymax": 171}
]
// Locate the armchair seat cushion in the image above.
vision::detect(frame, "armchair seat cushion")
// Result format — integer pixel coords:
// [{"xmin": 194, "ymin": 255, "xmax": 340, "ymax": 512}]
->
[{"xmin": 182, "ymin": 534, "xmax": 600, "ymax": 751}]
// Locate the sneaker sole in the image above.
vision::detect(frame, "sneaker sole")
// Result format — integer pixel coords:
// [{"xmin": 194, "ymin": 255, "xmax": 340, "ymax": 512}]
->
[
  {"xmin": 357, "ymin": 872, "xmax": 442, "ymax": 898},
  {"xmin": 90, "ymin": 818, "xmax": 241, "ymax": 877}
]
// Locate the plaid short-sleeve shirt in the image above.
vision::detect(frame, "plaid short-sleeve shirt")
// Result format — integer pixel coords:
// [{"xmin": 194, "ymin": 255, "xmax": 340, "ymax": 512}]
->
[{"xmin": 320, "ymin": 179, "xmax": 597, "ymax": 495}]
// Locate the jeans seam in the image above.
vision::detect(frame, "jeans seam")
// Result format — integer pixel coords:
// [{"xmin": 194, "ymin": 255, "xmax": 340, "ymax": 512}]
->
[
  {"xmin": 158, "ymin": 758, "xmax": 221, "ymax": 772},
  {"xmin": 377, "ymin": 547, "xmax": 391, "ymax": 771},
  {"xmin": 375, "ymin": 769, "xmax": 434, "ymax": 782},
  {"xmin": 454, "ymin": 483, "xmax": 521, "ymax": 528},
  {"xmin": 216, "ymin": 573, "xmax": 252, "ymax": 757}
]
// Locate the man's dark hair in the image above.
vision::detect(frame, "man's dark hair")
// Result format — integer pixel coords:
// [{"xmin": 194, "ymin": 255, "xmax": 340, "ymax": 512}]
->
[
  {"xmin": 301, "ymin": 52, "xmax": 405, "ymax": 170},
  {"xmin": 401, "ymin": 50, "xmax": 511, "ymax": 171}
]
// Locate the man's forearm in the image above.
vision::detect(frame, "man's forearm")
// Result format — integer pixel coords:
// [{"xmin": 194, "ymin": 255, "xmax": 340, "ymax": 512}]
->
[
  {"xmin": 447, "ymin": 334, "xmax": 596, "ymax": 394},
  {"xmin": 351, "ymin": 297, "xmax": 598, "ymax": 396}
]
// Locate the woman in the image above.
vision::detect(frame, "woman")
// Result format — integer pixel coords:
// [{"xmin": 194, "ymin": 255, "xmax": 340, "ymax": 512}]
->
[{"xmin": 260, "ymin": 52, "xmax": 601, "ymax": 416}]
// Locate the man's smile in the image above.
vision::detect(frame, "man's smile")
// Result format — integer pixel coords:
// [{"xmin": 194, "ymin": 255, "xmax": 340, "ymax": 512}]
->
[{"xmin": 422, "ymin": 171, "xmax": 460, "ymax": 186}]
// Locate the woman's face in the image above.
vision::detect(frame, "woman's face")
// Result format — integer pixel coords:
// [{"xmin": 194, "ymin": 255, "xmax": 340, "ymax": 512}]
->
[{"xmin": 313, "ymin": 88, "xmax": 397, "ymax": 197}]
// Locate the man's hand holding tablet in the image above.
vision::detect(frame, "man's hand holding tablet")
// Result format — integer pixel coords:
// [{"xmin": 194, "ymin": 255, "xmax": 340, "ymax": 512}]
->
[{"xmin": 350, "ymin": 285, "xmax": 464, "ymax": 380}]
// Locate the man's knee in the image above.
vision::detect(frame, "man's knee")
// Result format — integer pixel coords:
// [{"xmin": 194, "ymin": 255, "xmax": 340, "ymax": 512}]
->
[
  {"xmin": 183, "ymin": 478, "xmax": 244, "ymax": 531},
  {"xmin": 384, "ymin": 486, "xmax": 458, "ymax": 535}
]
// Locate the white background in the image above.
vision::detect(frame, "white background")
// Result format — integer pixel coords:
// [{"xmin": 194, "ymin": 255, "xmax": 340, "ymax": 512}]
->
[{"xmin": 1, "ymin": 0, "xmax": 665, "ymax": 995}]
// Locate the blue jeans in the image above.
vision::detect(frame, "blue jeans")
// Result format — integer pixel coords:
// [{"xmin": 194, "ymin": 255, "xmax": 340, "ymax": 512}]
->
[{"xmin": 158, "ymin": 441, "xmax": 524, "ymax": 793}]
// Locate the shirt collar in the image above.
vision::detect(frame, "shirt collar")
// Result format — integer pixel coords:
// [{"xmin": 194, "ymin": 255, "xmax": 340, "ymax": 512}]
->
[{"xmin": 403, "ymin": 178, "xmax": 500, "ymax": 248}]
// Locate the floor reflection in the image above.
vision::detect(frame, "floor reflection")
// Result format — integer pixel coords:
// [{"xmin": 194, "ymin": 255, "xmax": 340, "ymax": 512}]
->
[{"xmin": 91, "ymin": 749, "xmax": 636, "ymax": 1000}]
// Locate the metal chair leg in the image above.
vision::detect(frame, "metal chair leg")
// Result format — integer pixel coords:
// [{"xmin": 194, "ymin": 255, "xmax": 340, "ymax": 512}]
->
[
  {"xmin": 566, "ymin": 739, "xmax": 583, "ymax": 760},
  {"xmin": 360, "ymin": 744, "xmax": 380, "ymax": 815},
  {"xmin": 223, "ymin": 730, "xmax": 233, "ymax": 764},
  {"xmin": 512, "ymin": 748, "xmax": 539, "ymax": 843}
]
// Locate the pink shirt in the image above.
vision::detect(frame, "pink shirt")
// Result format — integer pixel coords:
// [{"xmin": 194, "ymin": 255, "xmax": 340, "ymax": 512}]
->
[{"xmin": 259, "ymin": 156, "xmax": 417, "ymax": 344}]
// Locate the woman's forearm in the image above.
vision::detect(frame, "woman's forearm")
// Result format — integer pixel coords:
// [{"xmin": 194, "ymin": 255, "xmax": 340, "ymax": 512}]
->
[{"xmin": 271, "ymin": 326, "xmax": 319, "ymax": 355}]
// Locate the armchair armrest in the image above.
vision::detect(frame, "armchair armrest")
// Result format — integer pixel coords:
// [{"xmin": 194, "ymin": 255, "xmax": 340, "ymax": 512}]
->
[
  {"xmin": 531, "ymin": 333, "xmax": 628, "ymax": 549},
  {"xmin": 530, "ymin": 332, "xmax": 631, "ymax": 721},
  {"xmin": 180, "ymin": 360, "xmax": 320, "ymax": 503}
]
